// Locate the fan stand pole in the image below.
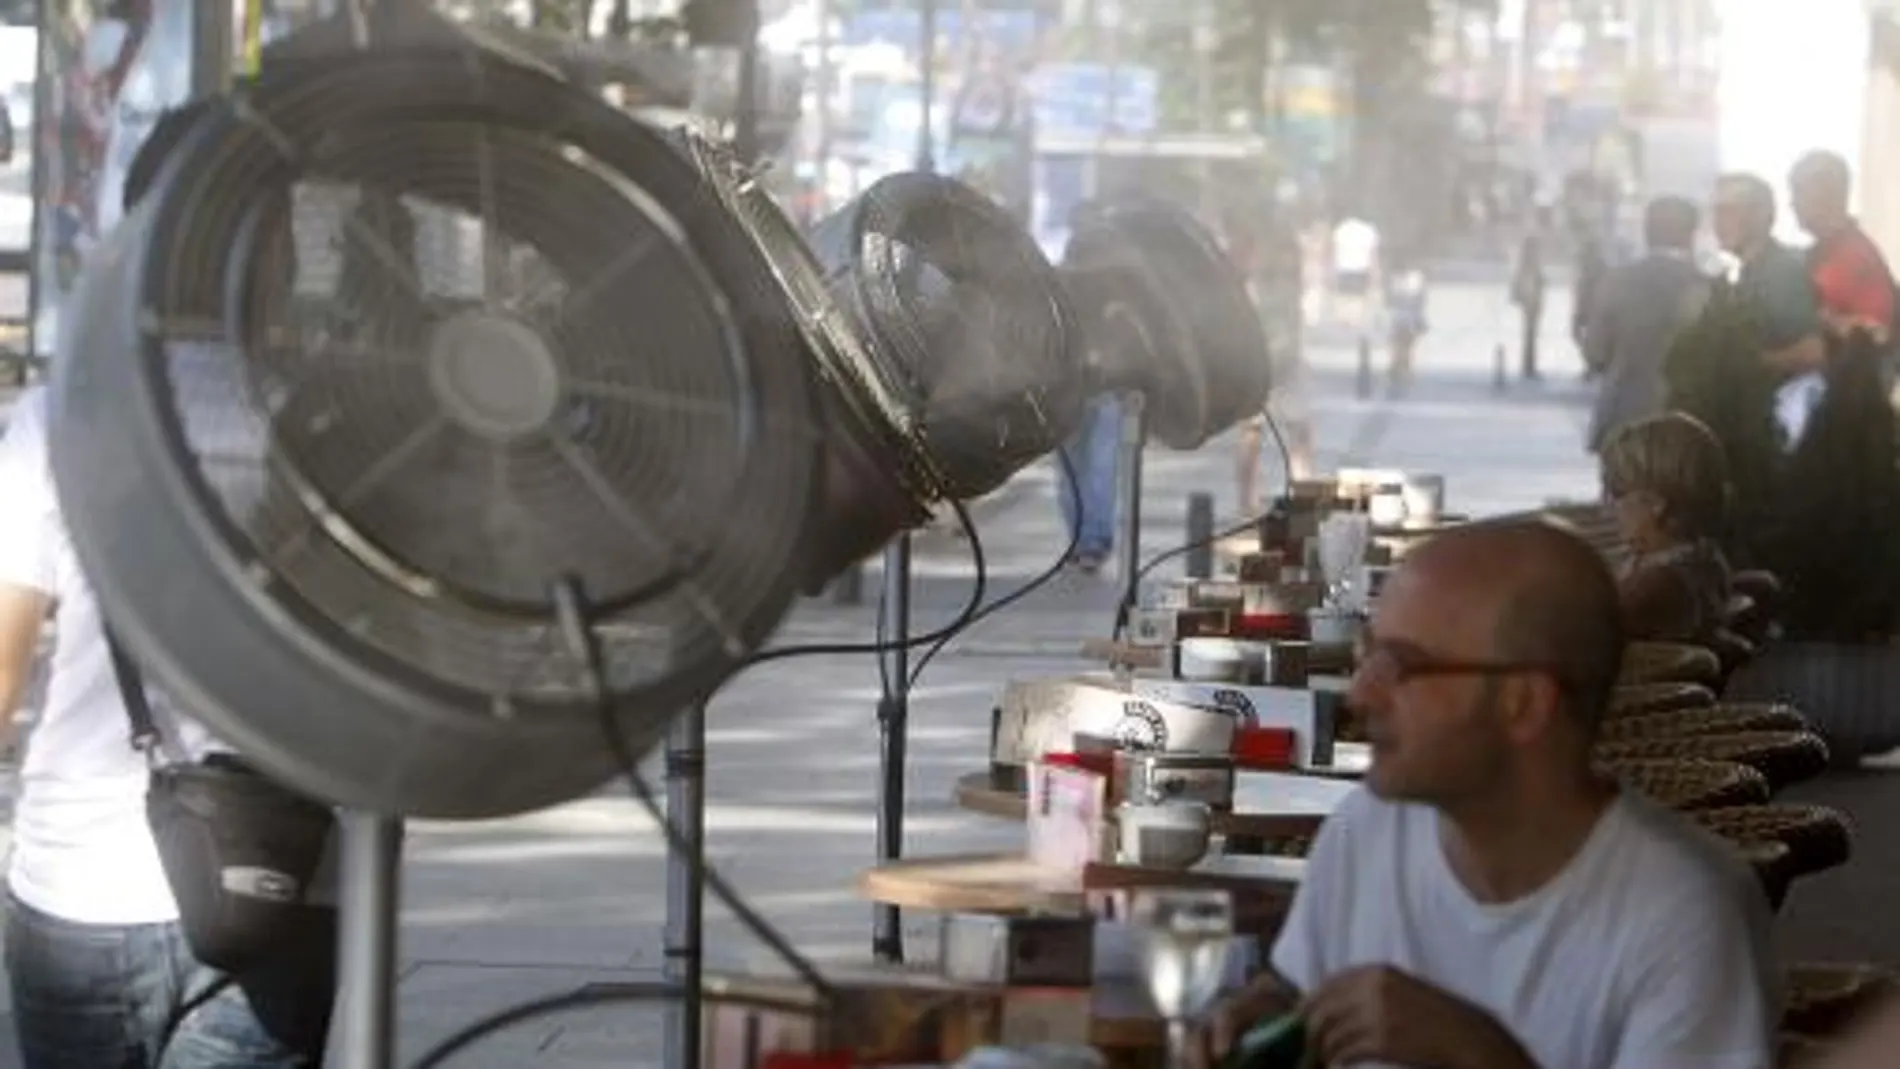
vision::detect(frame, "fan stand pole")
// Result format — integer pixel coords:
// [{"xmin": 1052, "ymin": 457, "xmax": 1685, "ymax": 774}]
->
[
  {"xmin": 872, "ymin": 534, "xmax": 912, "ymax": 963},
  {"xmin": 1116, "ymin": 392, "xmax": 1147, "ymax": 607},
  {"xmin": 332, "ymin": 810, "xmax": 405, "ymax": 1069},
  {"xmin": 663, "ymin": 706, "xmax": 708, "ymax": 1069},
  {"xmin": 869, "ymin": 0, "xmax": 934, "ymax": 968}
]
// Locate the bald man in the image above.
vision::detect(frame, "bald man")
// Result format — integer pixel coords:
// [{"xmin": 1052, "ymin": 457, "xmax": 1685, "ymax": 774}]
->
[
  {"xmin": 1200, "ymin": 521, "xmax": 1778, "ymax": 1069},
  {"xmin": 1790, "ymin": 151, "xmax": 1895, "ymax": 345}
]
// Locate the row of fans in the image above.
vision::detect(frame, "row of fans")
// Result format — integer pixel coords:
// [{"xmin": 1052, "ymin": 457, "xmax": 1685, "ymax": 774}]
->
[{"xmin": 48, "ymin": 44, "xmax": 1271, "ymax": 819}]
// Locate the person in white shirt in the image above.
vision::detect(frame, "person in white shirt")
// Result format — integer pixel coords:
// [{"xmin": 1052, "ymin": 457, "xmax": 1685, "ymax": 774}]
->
[
  {"xmin": 1330, "ymin": 214, "xmax": 1380, "ymax": 295},
  {"xmin": 1200, "ymin": 520, "xmax": 1778, "ymax": 1069},
  {"xmin": 0, "ymin": 106, "xmax": 331, "ymax": 1068},
  {"xmin": 1328, "ymin": 214, "xmax": 1382, "ymax": 342}
]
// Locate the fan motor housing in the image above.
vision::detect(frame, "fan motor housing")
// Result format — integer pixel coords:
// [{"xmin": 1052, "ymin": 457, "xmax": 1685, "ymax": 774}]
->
[{"xmin": 51, "ymin": 47, "xmax": 826, "ymax": 819}]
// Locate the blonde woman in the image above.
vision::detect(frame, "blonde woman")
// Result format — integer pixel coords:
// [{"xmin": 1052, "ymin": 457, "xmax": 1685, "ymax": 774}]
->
[{"xmin": 1599, "ymin": 412, "xmax": 1735, "ymax": 644}]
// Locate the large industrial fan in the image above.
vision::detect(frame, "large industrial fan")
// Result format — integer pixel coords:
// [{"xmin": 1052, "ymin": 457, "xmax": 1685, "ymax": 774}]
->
[
  {"xmin": 50, "ymin": 47, "xmax": 830, "ymax": 819},
  {"xmin": 1060, "ymin": 198, "xmax": 1272, "ymax": 448},
  {"xmin": 49, "ymin": 41, "xmax": 1089, "ymax": 820},
  {"xmin": 679, "ymin": 134, "xmax": 1085, "ymax": 584}
]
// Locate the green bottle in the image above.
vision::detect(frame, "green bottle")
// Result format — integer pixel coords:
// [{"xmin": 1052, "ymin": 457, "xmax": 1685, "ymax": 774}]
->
[{"xmin": 1219, "ymin": 1012, "xmax": 1314, "ymax": 1069}]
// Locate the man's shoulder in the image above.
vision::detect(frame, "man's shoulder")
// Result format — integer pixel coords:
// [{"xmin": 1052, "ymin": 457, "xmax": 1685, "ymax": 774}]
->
[
  {"xmin": 1320, "ymin": 785, "xmax": 1419, "ymax": 843},
  {"xmin": 1605, "ymin": 790, "xmax": 1758, "ymax": 900}
]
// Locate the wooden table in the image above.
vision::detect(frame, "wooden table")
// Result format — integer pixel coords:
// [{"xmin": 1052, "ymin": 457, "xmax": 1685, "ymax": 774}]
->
[
  {"xmin": 952, "ymin": 768, "xmax": 1355, "ymax": 840},
  {"xmin": 859, "ymin": 853, "xmax": 1091, "ymax": 914},
  {"xmin": 858, "ymin": 851, "xmax": 1305, "ymax": 917}
]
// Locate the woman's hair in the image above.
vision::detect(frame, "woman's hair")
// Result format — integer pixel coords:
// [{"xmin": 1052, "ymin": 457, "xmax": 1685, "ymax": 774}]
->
[{"xmin": 1600, "ymin": 412, "xmax": 1732, "ymax": 540}]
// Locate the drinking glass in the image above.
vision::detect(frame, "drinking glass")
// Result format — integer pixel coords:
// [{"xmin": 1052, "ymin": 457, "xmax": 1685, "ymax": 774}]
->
[
  {"xmin": 1130, "ymin": 888, "xmax": 1236, "ymax": 1069},
  {"xmin": 1316, "ymin": 512, "xmax": 1371, "ymax": 608}
]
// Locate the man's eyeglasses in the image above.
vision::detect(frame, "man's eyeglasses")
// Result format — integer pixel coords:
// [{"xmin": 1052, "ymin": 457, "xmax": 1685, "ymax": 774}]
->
[{"xmin": 1353, "ymin": 633, "xmax": 1567, "ymax": 690}]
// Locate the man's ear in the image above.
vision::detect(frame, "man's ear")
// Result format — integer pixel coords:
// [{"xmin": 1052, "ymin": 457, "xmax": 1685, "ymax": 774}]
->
[{"xmin": 1499, "ymin": 674, "xmax": 1565, "ymax": 746}]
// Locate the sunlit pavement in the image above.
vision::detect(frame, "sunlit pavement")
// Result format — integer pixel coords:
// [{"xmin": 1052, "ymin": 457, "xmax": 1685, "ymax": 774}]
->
[{"xmin": 0, "ymin": 275, "xmax": 1882, "ymax": 1065}]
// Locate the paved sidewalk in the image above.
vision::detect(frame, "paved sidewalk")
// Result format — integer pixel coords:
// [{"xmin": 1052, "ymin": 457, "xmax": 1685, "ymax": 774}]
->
[{"xmin": 0, "ymin": 279, "xmax": 1607, "ymax": 1066}]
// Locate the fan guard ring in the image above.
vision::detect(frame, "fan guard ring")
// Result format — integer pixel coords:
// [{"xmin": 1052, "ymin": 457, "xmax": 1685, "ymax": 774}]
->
[
  {"xmin": 50, "ymin": 48, "xmax": 824, "ymax": 818},
  {"xmin": 806, "ymin": 172, "xmax": 1085, "ymax": 502}
]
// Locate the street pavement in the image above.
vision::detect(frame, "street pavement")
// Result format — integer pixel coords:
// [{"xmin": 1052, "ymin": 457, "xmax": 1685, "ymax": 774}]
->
[
  {"xmin": 0, "ymin": 278, "xmax": 1612, "ymax": 1066},
  {"xmin": 0, "ymin": 276, "xmax": 1886, "ymax": 1066}
]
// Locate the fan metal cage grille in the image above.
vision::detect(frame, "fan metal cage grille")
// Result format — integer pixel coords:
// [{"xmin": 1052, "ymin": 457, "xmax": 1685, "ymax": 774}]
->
[
  {"xmin": 1062, "ymin": 199, "xmax": 1271, "ymax": 449},
  {"xmin": 93, "ymin": 50, "xmax": 821, "ymax": 721},
  {"xmin": 806, "ymin": 173, "xmax": 1083, "ymax": 502}
]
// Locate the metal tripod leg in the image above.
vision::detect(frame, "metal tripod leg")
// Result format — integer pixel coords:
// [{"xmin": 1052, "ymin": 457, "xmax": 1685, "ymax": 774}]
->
[
  {"xmin": 332, "ymin": 811, "xmax": 404, "ymax": 1069},
  {"xmin": 663, "ymin": 706, "xmax": 707, "ymax": 1069},
  {"xmin": 872, "ymin": 534, "xmax": 912, "ymax": 963}
]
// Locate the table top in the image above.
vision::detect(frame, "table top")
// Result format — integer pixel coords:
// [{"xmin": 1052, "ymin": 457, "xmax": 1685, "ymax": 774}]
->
[
  {"xmin": 858, "ymin": 853, "xmax": 1090, "ymax": 914},
  {"xmin": 857, "ymin": 851, "xmax": 1305, "ymax": 916},
  {"xmin": 953, "ymin": 766, "xmax": 1356, "ymax": 838}
]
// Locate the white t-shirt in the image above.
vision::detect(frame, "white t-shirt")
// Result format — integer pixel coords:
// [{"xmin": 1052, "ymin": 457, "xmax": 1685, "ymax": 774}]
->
[
  {"xmin": 1272, "ymin": 787, "xmax": 1779, "ymax": 1069},
  {"xmin": 1332, "ymin": 218, "xmax": 1380, "ymax": 275},
  {"xmin": 0, "ymin": 388, "xmax": 212, "ymax": 924}
]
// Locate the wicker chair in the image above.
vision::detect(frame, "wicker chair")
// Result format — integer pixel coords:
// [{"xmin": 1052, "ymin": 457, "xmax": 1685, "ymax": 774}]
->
[
  {"xmin": 1596, "ymin": 731, "xmax": 1831, "ymax": 790},
  {"xmin": 1620, "ymin": 642, "xmax": 1723, "ymax": 687},
  {"xmin": 1728, "ymin": 592, "xmax": 1771, "ymax": 648},
  {"xmin": 1608, "ymin": 682, "xmax": 1717, "ymax": 719},
  {"xmin": 1782, "ymin": 962, "xmax": 1896, "ymax": 1038},
  {"xmin": 1602, "ymin": 757, "xmax": 1771, "ymax": 811},
  {"xmin": 1733, "ymin": 569, "xmax": 1784, "ymax": 616},
  {"xmin": 1710, "ymin": 628, "xmax": 1759, "ymax": 682},
  {"xmin": 1690, "ymin": 805, "xmax": 1854, "ymax": 907},
  {"xmin": 1600, "ymin": 703, "xmax": 1807, "ymax": 743}
]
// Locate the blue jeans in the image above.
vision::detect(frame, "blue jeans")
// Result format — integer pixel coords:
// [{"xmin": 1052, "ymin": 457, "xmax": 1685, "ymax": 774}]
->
[
  {"xmin": 5, "ymin": 893, "xmax": 333, "ymax": 1068},
  {"xmin": 1058, "ymin": 395, "xmax": 1123, "ymax": 558}
]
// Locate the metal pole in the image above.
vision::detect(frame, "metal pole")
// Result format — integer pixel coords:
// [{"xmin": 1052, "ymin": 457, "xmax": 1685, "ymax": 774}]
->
[
  {"xmin": 813, "ymin": 0, "xmax": 835, "ymax": 215},
  {"xmin": 873, "ymin": 534, "xmax": 912, "ymax": 963},
  {"xmin": 662, "ymin": 6, "xmax": 760, "ymax": 1062},
  {"xmin": 332, "ymin": 812, "xmax": 404, "ymax": 1069},
  {"xmin": 662, "ymin": 707, "xmax": 707, "ymax": 1069},
  {"xmin": 917, "ymin": 0, "xmax": 938, "ymax": 172},
  {"xmin": 1185, "ymin": 492, "xmax": 1215, "ymax": 579},
  {"xmin": 191, "ymin": 0, "xmax": 237, "ymax": 97},
  {"xmin": 1115, "ymin": 392, "xmax": 1146, "ymax": 607},
  {"xmin": 1193, "ymin": 0, "xmax": 1216, "ymax": 220},
  {"xmin": 868, "ymin": 0, "xmax": 938, "ymax": 969}
]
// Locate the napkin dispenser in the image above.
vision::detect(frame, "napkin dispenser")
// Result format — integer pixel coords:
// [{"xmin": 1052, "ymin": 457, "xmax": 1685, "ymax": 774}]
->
[
  {"xmin": 940, "ymin": 915, "xmax": 1094, "ymax": 988},
  {"xmin": 1114, "ymin": 752, "xmax": 1237, "ymax": 809},
  {"xmin": 991, "ymin": 676, "xmax": 1244, "ymax": 775}
]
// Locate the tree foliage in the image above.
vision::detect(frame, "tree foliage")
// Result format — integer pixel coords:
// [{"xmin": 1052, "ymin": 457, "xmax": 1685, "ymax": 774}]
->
[{"xmin": 1124, "ymin": 0, "xmax": 1488, "ymax": 130}]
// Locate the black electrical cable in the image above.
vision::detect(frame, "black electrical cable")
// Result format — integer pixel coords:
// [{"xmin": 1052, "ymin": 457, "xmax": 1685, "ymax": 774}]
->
[
  {"xmin": 745, "ymin": 496, "xmax": 986, "ymax": 665},
  {"xmin": 411, "ymin": 982, "xmax": 681, "ymax": 1067},
  {"xmin": 1109, "ymin": 408, "xmax": 1295, "ymax": 641},
  {"xmin": 904, "ymin": 448, "xmax": 1083, "ymax": 692},
  {"xmin": 413, "ymin": 578, "xmax": 839, "ymax": 1069}
]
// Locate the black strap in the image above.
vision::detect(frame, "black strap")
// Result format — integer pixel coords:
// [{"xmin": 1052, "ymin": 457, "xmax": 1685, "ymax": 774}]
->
[{"xmin": 103, "ymin": 628, "xmax": 161, "ymax": 756}]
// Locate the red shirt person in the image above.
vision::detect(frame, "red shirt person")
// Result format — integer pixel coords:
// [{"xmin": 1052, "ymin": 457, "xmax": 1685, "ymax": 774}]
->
[{"xmin": 1790, "ymin": 150, "xmax": 1896, "ymax": 343}]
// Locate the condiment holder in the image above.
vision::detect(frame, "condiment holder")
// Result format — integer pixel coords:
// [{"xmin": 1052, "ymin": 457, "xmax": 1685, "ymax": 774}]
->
[
  {"xmin": 1115, "ymin": 800, "xmax": 1212, "ymax": 870},
  {"xmin": 1114, "ymin": 751, "xmax": 1236, "ymax": 810},
  {"xmin": 1306, "ymin": 607, "xmax": 1365, "ymax": 649}
]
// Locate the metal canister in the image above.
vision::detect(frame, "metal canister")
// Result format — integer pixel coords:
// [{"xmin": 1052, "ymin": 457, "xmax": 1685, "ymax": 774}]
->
[{"xmin": 1113, "ymin": 752, "xmax": 1236, "ymax": 810}]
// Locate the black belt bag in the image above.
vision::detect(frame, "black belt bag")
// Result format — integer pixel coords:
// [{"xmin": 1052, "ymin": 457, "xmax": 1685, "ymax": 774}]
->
[{"xmin": 107, "ymin": 632, "xmax": 337, "ymax": 974}]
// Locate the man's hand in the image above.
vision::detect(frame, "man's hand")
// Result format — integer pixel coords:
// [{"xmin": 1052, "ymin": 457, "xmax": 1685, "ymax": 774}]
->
[
  {"xmin": 1302, "ymin": 966, "xmax": 1537, "ymax": 1069},
  {"xmin": 1820, "ymin": 308, "xmax": 1893, "ymax": 345},
  {"xmin": 1186, "ymin": 971, "xmax": 1299, "ymax": 1069}
]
